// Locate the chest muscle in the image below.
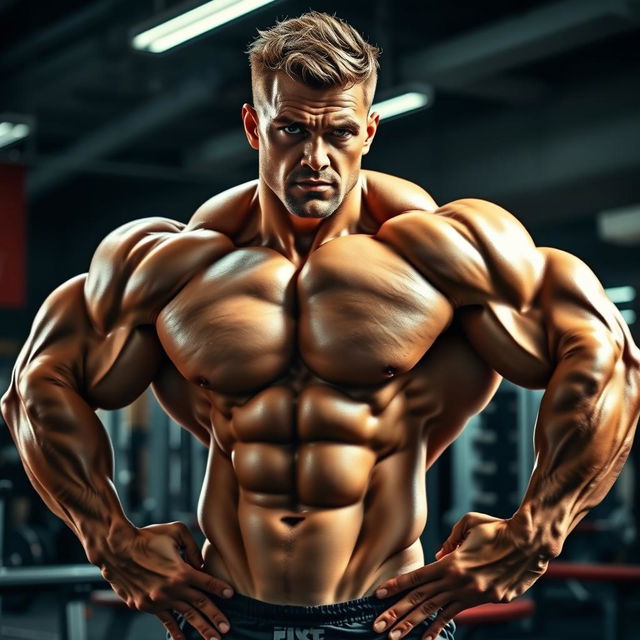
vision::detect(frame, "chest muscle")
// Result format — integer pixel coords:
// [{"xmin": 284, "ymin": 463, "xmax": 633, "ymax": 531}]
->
[{"xmin": 156, "ymin": 236, "xmax": 453, "ymax": 393}]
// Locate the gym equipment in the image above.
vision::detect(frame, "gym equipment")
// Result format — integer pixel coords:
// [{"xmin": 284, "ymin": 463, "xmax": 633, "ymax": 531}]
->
[
  {"xmin": 447, "ymin": 381, "xmax": 541, "ymax": 524},
  {"xmin": 455, "ymin": 599, "xmax": 535, "ymax": 639},
  {"xmin": 539, "ymin": 561, "xmax": 640, "ymax": 640},
  {"xmin": 0, "ymin": 564, "xmax": 105, "ymax": 640}
]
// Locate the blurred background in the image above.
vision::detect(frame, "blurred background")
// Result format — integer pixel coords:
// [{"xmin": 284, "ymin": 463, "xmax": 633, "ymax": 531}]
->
[{"xmin": 0, "ymin": 0, "xmax": 639, "ymax": 639}]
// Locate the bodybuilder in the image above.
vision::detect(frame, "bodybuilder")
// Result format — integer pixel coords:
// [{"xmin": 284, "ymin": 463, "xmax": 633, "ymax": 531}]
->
[{"xmin": 2, "ymin": 11, "xmax": 640, "ymax": 640}]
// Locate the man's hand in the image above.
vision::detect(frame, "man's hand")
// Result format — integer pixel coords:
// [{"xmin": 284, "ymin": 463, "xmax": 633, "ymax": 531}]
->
[
  {"xmin": 96, "ymin": 521, "xmax": 234, "ymax": 640},
  {"xmin": 372, "ymin": 512, "xmax": 547, "ymax": 640}
]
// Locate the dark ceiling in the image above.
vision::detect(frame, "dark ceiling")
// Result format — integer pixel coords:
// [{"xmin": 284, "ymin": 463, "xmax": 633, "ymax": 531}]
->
[{"xmin": 1, "ymin": 0, "xmax": 639, "ymax": 338}]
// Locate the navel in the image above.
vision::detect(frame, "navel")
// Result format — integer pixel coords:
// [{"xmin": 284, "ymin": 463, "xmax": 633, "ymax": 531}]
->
[{"xmin": 281, "ymin": 516, "xmax": 305, "ymax": 527}]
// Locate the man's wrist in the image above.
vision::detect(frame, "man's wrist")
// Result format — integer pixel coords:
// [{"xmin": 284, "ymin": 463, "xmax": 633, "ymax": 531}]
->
[
  {"xmin": 509, "ymin": 505, "xmax": 565, "ymax": 562},
  {"xmin": 79, "ymin": 516, "xmax": 136, "ymax": 566}
]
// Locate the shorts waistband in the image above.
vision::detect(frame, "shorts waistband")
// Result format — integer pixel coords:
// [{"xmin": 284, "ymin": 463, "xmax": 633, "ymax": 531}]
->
[{"xmin": 213, "ymin": 591, "xmax": 410, "ymax": 625}]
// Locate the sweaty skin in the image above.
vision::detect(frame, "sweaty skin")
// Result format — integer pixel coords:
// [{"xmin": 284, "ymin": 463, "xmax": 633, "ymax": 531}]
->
[{"xmin": 3, "ymin": 72, "xmax": 640, "ymax": 640}]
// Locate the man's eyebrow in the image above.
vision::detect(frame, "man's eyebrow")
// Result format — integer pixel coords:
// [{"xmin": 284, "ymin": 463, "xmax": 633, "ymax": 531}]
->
[
  {"xmin": 271, "ymin": 115, "xmax": 360, "ymax": 132},
  {"xmin": 332, "ymin": 119, "xmax": 360, "ymax": 132}
]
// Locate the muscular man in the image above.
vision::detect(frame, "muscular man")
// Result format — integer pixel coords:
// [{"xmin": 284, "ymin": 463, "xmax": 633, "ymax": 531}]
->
[{"xmin": 2, "ymin": 11, "xmax": 640, "ymax": 640}]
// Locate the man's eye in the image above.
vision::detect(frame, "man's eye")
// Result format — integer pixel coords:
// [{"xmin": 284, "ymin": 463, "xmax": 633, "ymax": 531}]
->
[
  {"xmin": 333, "ymin": 129, "xmax": 355, "ymax": 139},
  {"xmin": 282, "ymin": 124, "xmax": 303, "ymax": 134}
]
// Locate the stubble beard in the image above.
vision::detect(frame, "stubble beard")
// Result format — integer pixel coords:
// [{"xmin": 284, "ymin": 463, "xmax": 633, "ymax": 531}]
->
[{"xmin": 284, "ymin": 189, "xmax": 342, "ymax": 219}]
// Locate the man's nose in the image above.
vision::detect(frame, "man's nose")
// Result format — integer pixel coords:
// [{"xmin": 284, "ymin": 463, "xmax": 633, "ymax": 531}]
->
[{"xmin": 301, "ymin": 139, "xmax": 330, "ymax": 172}]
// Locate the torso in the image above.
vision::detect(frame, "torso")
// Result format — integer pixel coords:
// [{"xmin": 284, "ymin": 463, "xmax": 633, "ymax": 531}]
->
[{"xmin": 151, "ymin": 172, "xmax": 503, "ymax": 604}]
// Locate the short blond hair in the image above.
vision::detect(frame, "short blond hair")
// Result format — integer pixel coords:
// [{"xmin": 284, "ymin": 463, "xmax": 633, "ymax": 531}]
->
[{"xmin": 248, "ymin": 11, "xmax": 380, "ymax": 103}]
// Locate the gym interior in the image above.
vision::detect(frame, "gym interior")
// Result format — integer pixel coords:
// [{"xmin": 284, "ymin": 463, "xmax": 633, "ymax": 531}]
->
[{"xmin": 1, "ymin": 1, "xmax": 640, "ymax": 639}]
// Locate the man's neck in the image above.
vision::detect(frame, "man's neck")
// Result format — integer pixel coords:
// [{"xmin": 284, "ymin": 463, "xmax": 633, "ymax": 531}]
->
[{"xmin": 257, "ymin": 175, "xmax": 363, "ymax": 264}]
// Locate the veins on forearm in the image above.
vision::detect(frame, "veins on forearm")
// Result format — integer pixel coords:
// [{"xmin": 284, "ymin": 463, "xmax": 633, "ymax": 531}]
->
[{"xmin": 514, "ymin": 342, "xmax": 639, "ymax": 555}]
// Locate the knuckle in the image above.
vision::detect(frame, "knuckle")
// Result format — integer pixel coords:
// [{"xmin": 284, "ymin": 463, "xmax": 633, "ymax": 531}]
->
[
  {"xmin": 447, "ymin": 562, "xmax": 464, "ymax": 580},
  {"xmin": 148, "ymin": 589, "xmax": 162, "ymax": 603},
  {"xmin": 487, "ymin": 586, "xmax": 501, "ymax": 602},
  {"xmin": 408, "ymin": 589, "xmax": 424, "ymax": 606},
  {"xmin": 182, "ymin": 608, "xmax": 197, "ymax": 621},
  {"xmin": 419, "ymin": 600, "xmax": 435, "ymax": 615},
  {"xmin": 408, "ymin": 571, "xmax": 423, "ymax": 587},
  {"xmin": 400, "ymin": 621, "xmax": 414, "ymax": 633},
  {"xmin": 386, "ymin": 609, "xmax": 399, "ymax": 623},
  {"xmin": 193, "ymin": 596, "xmax": 209, "ymax": 608},
  {"xmin": 168, "ymin": 571, "xmax": 186, "ymax": 586}
]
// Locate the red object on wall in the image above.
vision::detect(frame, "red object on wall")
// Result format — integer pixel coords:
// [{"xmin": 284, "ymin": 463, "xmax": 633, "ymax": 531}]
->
[{"xmin": 0, "ymin": 163, "xmax": 26, "ymax": 307}]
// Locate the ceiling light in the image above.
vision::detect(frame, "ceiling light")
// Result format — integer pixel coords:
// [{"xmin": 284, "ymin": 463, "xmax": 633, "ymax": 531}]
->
[
  {"xmin": 605, "ymin": 285, "xmax": 636, "ymax": 305},
  {"xmin": 0, "ymin": 121, "xmax": 30, "ymax": 149},
  {"xmin": 132, "ymin": 0, "xmax": 277, "ymax": 53},
  {"xmin": 598, "ymin": 204, "xmax": 640, "ymax": 246},
  {"xmin": 372, "ymin": 86, "xmax": 433, "ymax": 121}
]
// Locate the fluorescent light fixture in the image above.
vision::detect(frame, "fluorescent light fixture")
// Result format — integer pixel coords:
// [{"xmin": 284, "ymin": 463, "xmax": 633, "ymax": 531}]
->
[
  {"xmin": 598, "ymin": 204, "xmax": 640, "ymax": 246},
  {"xmin": 620, "ymin": 309, "xmax": 636, "ymax": 325},
  {"xmin": 0, "ymin": 121, "xmax": 30, "ymax": 149},
  {"xmin": 372, "ymin": 87, "xmax": 432, "ymax": 121},
  {"xmin": 605, "ymin": 285, "xmax": 636, "ymax": 305},
  {"xmin": 133, "ymin": 0, "xmax": 276, "ymax": 53}
]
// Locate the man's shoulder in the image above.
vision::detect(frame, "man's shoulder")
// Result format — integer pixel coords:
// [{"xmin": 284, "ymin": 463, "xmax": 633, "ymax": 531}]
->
[
  {"xmin": 361, "ymin": 170, "xmax": 438, "ymax": 222},
  {"xmin": 377, "ymin": 197, "xmax": 533, "ymax": 247},
  {"xmin": 187, "ymin": 179, "xmax": 259, "ymax": 237}
]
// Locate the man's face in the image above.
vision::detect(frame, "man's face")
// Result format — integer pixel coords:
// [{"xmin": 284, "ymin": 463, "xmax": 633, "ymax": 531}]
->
[{"xmin": 243, "ymin": 73, "xmax": 379, "ymax": 219}]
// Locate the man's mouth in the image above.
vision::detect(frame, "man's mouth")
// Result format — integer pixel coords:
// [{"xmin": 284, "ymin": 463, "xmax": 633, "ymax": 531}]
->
[{"xmin": 293, "ymin": 180, "xmax": 334, "ymax": 192}]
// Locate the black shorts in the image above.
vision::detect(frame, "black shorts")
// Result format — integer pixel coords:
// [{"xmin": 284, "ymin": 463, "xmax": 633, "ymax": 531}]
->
[{"xmin": 169, "ymin": 590, "xmax": 456, "ymax": 640}]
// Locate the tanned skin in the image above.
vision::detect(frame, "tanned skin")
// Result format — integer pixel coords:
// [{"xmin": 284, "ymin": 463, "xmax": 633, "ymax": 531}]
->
[{"xmin": 2, "ymin": 71, "xmax": 640, "ymax": 640}]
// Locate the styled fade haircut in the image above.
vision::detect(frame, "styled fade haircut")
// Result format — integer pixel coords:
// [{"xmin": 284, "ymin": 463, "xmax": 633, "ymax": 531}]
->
[{"xmin": 247, "ymin": 11, "xmax": 381, "ymax": 106}]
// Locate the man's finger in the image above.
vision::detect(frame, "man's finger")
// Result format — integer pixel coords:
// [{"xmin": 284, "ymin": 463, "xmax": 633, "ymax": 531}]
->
[
  {"xmin": 172, "ymin": 603, "xmax": 224, "ymax": 639},
  {"xmin": 184, "ymin": 565, "xmax": 235, "ymax": 599},
  {"xmin": 376, "ymin": 564, "xmax": 441, "ymax": 598},
  {"xmin": 180, "ymin": 585, "xmax": 232, "ymax": 635},
  {"xmin": 371, "ymin": 583, "xmax": 449, "ymax": 637},
  {"xmin": 439, "ymin": 512, "xmax": 500, "ymax": 557},
  {"xmin": 157, "ymin": 611, "xmax": 186, "ymax": 640},
  {"xmin": 171, "ymin": 522, "xmax": 205, "ymax": 569},
  {"xmin": 421, "ymin": 602, "xmax": 461, "ymax": 640}
]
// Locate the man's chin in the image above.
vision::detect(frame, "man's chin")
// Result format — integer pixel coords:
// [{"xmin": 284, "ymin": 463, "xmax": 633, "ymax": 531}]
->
[{"xmin": 285, "ymin": 197, "xmax": 339, "ymax": 219}]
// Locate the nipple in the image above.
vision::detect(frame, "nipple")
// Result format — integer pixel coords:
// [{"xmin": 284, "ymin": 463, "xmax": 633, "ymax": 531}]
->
[{"xmin": 383, "ymin": 365, "xmax": 397, "ymax": 378}]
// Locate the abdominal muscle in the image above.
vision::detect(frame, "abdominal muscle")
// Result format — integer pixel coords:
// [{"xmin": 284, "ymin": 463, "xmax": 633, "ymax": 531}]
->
[{"xmin": 197, "ymin": 413, "xmax": 430, "ymax": 606}]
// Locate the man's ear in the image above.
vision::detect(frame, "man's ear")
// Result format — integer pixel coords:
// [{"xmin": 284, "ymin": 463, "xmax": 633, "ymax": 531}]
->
[
  {"xmin": 242, "ymin": 103, "xmax": 260, "ymax": 150},
  {"xmin": 362, "ymin": 111, "xmax": 380, "ymax": 156}
]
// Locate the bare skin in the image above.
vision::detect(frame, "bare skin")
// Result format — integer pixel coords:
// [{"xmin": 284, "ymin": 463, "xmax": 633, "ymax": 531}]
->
[{"xmin": 2, "ymin": 73, "xmax": 640, "ymax": 640}]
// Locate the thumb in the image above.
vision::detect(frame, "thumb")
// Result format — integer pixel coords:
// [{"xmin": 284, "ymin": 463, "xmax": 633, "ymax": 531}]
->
[
  {"xmin": 167, "ymin": 521, "xmax": 205, "ymax": 569},
  {"xmin": 435, "ymin": 512, "xmax": 500, "ymax": 559}
]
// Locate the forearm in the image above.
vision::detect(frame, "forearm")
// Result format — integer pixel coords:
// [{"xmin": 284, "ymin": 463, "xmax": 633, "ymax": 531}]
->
[
  {"xmin": 1, "ymin": 372, "xmax": 132, "ymax": 564},
  {"xmin": 511, "ymin": 337, "xmax": 640, "ymax": 559}
]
